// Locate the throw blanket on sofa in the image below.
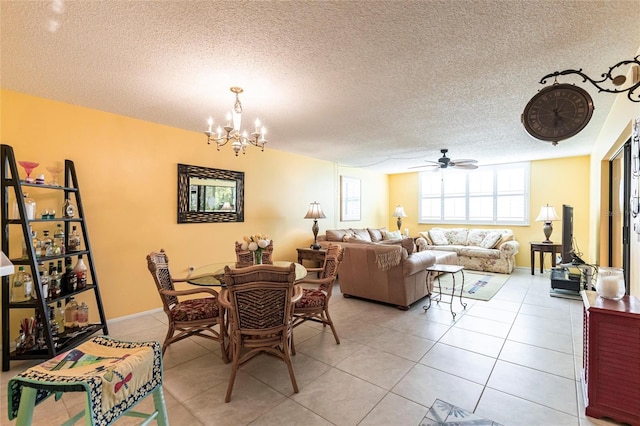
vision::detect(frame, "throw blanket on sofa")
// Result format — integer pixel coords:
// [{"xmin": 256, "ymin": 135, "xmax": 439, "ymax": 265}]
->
[{"xmin": 375, "ymin": 244, "xmax": 403, "ymax": 271}]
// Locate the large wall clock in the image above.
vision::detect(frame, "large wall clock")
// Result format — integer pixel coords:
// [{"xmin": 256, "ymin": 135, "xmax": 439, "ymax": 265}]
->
[{"xmin": 521, "ymin": 83, "xmax": 595, "ymax": 145}]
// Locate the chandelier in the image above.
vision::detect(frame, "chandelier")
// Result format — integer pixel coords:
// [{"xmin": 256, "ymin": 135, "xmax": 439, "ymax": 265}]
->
[{"xmin": 204, "ymin": 86, "xmax": 267, "ymax": 156}]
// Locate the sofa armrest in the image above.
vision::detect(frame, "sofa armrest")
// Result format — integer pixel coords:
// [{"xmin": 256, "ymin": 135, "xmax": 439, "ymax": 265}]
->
[
  {"xmin": 499, "ymin": 240, "xmax": 519, "ymax": 256},
  {"xmin": 402, "ymin": 250, "xmax": 436, "ymax": 275}
]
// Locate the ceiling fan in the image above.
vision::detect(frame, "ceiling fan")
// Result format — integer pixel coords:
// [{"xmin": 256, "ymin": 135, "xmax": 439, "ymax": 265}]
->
[{"xmin": 410, "ymin": 149, "xmax": 478, "ymax": 171}]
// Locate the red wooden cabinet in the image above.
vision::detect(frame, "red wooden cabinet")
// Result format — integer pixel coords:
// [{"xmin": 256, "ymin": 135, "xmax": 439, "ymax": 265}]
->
[{"xmin": 581, "ymin": 290, "xmax": 640, "ymax": 424}]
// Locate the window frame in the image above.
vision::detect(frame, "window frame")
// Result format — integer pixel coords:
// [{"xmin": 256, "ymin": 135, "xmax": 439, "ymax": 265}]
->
[{"xmin": 418, "ymin": 162, "xmax": 530, "ymax": 226}]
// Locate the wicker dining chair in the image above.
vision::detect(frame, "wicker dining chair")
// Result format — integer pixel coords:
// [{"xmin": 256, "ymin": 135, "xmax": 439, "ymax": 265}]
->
[
  {"xmin": 235, "ymin": 240, "xmax": 274, "ymax": 267},
  {"xmin": 146, "ymin": 249, "xmax": 228, "ymax": 362},
  {"xmin": 291, "ymin": 244, "xmax": 344, "ymax": 354},
  {"xmin": 219, "ymin": 263, "xmax": 302, "ymax": 402}
]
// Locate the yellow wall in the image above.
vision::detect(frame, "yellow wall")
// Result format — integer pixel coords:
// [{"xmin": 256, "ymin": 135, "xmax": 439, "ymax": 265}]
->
[
  {"xmin": 0, "ymin": 90, "xmax": 389, "ymax": 333},
  {"xmin": 389, "ymin": 156, "xmax": 591, "ymax": 269}
]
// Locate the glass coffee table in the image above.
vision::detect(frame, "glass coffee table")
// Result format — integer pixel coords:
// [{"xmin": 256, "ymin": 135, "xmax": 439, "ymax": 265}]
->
[
  {"xmin": 187, "ymin": 261, "xmax": 307, "ymax": 286},
  {"xmin": 423, "ymin": 264, "xmax": 467, "ymax": 319}
]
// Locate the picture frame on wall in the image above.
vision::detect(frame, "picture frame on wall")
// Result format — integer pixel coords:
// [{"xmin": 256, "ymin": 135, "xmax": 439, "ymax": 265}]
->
[{"xmin": 340, "ymin": 176, "xmax": 361, "ymax": 221}]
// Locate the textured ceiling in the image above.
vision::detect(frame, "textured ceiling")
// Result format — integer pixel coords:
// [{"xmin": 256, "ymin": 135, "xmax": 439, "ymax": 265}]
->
[{"xmin": 1, "ymin": 1, "xmax": 639, "ymax": 174}]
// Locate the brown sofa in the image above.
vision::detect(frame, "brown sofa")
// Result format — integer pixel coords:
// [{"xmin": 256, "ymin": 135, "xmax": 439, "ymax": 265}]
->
[{"xmin": 318, "ymin": 227, "xmax": 454, "ymax": 309}]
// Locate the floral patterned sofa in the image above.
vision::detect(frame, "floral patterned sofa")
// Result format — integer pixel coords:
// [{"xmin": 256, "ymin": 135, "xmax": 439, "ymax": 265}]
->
[{"xmin": 416, "ymin": 227, "xmax": 519, "ymax": 274}]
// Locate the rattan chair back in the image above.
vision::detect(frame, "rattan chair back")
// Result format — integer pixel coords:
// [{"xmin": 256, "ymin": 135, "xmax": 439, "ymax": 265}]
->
[
  {"xmin": 221, "ymin": 263, "xmax": 300, "ymax": 402},
  {"xmin": 147, "ymin": 249, "xmax": 178, "ymax": 308},
  {"xmin": 234, "ymin": 240, "xmax": 274, "ymax": 268}
]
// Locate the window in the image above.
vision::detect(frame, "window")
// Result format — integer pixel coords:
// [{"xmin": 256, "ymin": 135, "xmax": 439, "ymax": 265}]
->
[
  {"xmin": 419, "ymin": 162, "xmax": 530, "ymax": 225},
  {"xmin": 340, "ymin": 176, "xmax": 361, "ymax": 221}
]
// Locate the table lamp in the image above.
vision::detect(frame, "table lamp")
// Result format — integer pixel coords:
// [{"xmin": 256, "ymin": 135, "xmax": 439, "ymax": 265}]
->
[
  {"xmin": 392, "ymin": 205, "xmax": 407, "ymax": 231},
  {"xmin": 304, "ymin": 201, "xmax": 326, "ymax": 250},
  {"xmin": 535, "ymin": 204, "xmax": 559, "ymax": 243}
]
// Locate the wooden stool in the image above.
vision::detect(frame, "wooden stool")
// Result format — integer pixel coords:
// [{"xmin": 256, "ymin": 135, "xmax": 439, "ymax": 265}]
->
[{"xmin": 8, "ymin": 336, "xmax": 168, "ymax": 426}]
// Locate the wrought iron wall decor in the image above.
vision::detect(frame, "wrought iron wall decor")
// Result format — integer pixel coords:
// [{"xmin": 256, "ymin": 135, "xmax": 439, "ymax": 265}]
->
[{"xmin": 539, "ymin": 56, "xmax": 640, "ymax": 103}]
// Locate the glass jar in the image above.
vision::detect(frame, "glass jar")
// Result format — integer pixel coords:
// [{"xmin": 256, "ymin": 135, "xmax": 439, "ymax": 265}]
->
[
  {"xmin": 595, "ymin": 267, "xmax": 625, "ymax": 300},
  {"xmin": 11, "ymin": 266, "xmax": 32, "ymax": 303},
  {"xmin": 13, "ymin": 193, "xmax": 36, "ymax": 220}
]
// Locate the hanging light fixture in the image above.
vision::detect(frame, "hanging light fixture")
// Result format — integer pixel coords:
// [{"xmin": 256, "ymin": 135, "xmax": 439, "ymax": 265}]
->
[{"xmin": 204, "ymin": 86, "xmax": 267, "ymax": 156}]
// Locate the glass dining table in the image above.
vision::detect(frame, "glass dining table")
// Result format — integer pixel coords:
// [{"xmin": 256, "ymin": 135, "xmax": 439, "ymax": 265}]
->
[{"xmin": 186, "ymin": 260, "xmax": 308, "ymax": 286}]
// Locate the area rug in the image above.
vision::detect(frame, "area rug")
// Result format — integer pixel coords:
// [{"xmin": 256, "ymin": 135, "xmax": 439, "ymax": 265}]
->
[
  {"xmin": 433, "ymin": 271, "xmax": 510, "ymax": 301},
  {"xmin": 420, "ymin": 399, "xmax": 503, "ymax": 425}
]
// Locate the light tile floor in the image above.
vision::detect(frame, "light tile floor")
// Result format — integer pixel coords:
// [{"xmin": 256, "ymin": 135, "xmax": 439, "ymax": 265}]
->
[{"xmin": 0, "ymin": 268, "xmax": 626, "ymax": 425}]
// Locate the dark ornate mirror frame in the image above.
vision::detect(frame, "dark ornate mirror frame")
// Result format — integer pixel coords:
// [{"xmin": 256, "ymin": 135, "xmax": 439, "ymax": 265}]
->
[{"xmin": 177, "ymin": 163, "xmax": 245, "ymax": 223}]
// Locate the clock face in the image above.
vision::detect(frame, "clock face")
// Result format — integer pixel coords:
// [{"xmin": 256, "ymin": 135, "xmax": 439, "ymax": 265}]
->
[{"xmin": 521, "ymin": 83, "xmax": 594, "ymax": 144}]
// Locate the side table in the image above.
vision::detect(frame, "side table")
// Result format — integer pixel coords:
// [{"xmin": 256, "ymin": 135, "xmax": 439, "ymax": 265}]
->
[
  {"xmin": 530, "ymin": 242, "xmax": 562, "ymax": 275},
  {"xmin": 296, "ymin": 247, "xmax": 326, "ymax": 269},
  {"xmin": 423, "ymin": 264, "xmax": 466, "ymax": 319}
]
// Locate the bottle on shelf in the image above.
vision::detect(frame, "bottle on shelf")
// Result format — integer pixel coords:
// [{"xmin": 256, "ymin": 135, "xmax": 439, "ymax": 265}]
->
[
  {"xmin": 63, "ymin": 261, "xmax": 78, "ymax": 294},
  {"xmin": 62, "ymin": 198, "xmax": 76, "ymax": 218},
  {"xmin": 10, "ymin": 266, "xmax": 33, "ymax": 303},
  {"xmin": 32, "ymin": 228, "xmax": 41, "ymax": 260},
  {"xmin": 64, "ymin": 298, "xmax": 78, "ymax": 328},
  {"xmin": 36, "ymin": 262, "xmax": 49, "ymax": 301},
  {"xmin": 77, "ymin": 302, "xmax": 89, "ymax": 328},
  {"xmin": 74, "ymin": 256, "xmax": 87, "ymax": 290},
  {"xmin": 41, "ymin": 230, "xmax": 53, "ymax": 257},
  {"xmin": 68, "ymin": 226, "xmax": 81, "ymax": 252},
  {"xmin": 34, "ymin": 310, "xmax": 45, "ymax": 349},
  {"xmin": 55, "ymin": 301, "xmax": 65, "ymax": 334},
  {"xmin": 49, "ymin": 305, "xmax": 60, "ymax": 340},
  {"xmin": 15, "ymin": 327, "xmax": 26, "ymax": 354},
  {"xmin": 48, "ymin": 262, "xmax": 61, "ymax": 298},
  {"xmin": 53, "ymin": 224, "xmax": 65, "ymax": 255}
]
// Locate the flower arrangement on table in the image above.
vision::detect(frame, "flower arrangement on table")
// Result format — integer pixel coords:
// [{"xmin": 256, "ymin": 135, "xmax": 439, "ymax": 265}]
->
[{"xmin": 241, "ymin": 234, "xmax": 270, "ymax": 264}]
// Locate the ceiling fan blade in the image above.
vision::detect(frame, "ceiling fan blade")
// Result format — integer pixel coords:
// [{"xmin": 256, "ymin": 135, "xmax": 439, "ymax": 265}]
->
[
  {"xmin": 408, "ymin": 164, "xmax": 440, "ymax": 170},
  {"xmin": 452, "ymin": 163, "xmax": 478, "ymax": 170},
  {"xmin": 450, "ymin": 159, "xmax": 478, "ymax": 164}
]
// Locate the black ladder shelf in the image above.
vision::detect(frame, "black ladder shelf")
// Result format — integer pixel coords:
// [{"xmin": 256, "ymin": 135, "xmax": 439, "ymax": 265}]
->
[{"xmin": 1, "ymin": 144, "xmax": 109, "ymax": 371}]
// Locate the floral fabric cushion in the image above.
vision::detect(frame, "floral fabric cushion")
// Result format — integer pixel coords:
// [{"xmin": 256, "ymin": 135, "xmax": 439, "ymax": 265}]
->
[
  {"xmin": 171, "ymin": 298, "xmax": 219, "ymax": 322},
  {"xmin": 480, "ymin": 231, "xmax": 502, "ymax": 249},
  {"xmin": 443, "ymin": 228, "xmax": 469, "ymax": 245},
  {"xmin": 467, "ymin": 229, "xmax": 491, "ymax": 246},
  {"xmin": 295, "ymin": 289, "xmax": 326, "ymax": 308},
  {"xmin": 429, "ymin": 229, "xmax": 449, "ymax": 245}
]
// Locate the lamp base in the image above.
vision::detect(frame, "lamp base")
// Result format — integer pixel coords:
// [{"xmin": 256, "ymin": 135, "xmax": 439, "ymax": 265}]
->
[
  {"xmin": 542, "ymin": 222, "xmax": 553, "ymax": 244},
  {"xmin": 310, "ymin": 243, "xmax": 321, "ymax": 250}
]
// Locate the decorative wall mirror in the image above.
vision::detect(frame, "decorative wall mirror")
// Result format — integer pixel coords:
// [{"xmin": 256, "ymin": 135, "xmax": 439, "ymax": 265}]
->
[{"xmin": 177, "ymin": 163, "xmax": 244, "ymax": 223}]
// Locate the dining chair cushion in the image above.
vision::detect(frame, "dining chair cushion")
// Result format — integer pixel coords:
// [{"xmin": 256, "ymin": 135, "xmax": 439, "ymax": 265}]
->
[
  {"xmin": 170, "ymin": 298, "xmax": 219, "ymax": 322},
  {"xmin": 295, "ymin": 289, "xmax": 326, "ymax": 309}
]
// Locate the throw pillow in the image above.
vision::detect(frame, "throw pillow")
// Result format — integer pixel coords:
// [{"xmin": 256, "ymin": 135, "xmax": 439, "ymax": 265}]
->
[
  {"xmin": 382, "ymin": 230, "xmax": 402, "ymax": 240},
  {"xmin": 351, "ymin": 228, "xmax": 372, "ymax": 242},
  {"xmin": 418, "ymin": 231, "xmax": 433, "ymax": 245},
  {"xmin": 400, "ymin": 237, "xmax": 415, "ymax": 255},
  {"xmin": 480, "ymin": 231, "xmax": 502, "ymax": 249},
  {"xmin": 429, "ymin": 229, "xmax": 448, "ymax": 245},
  {"xmin": 495, "ymin": 233, "xmax": 514, "ymax": 247},
  {"xmin": 367, "ymin": 227, "xmax": 385, "ymax": 242},
  {"xmin": 326, "ymin": 229, "xmax": 349, "ymax": 242}
]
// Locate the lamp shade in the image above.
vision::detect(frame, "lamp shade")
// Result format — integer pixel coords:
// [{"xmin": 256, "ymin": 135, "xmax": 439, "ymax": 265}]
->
[
  {"xmin": 535, "ymin": 204, "xmax": 559, "ymax": 222},
  {"xmin": 304, "ymin": 201, "xmax": 326, "ymax": 220},
  {"xmin": 392, "ymin": 205, "xmax": 407, "ymax": 218}
]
